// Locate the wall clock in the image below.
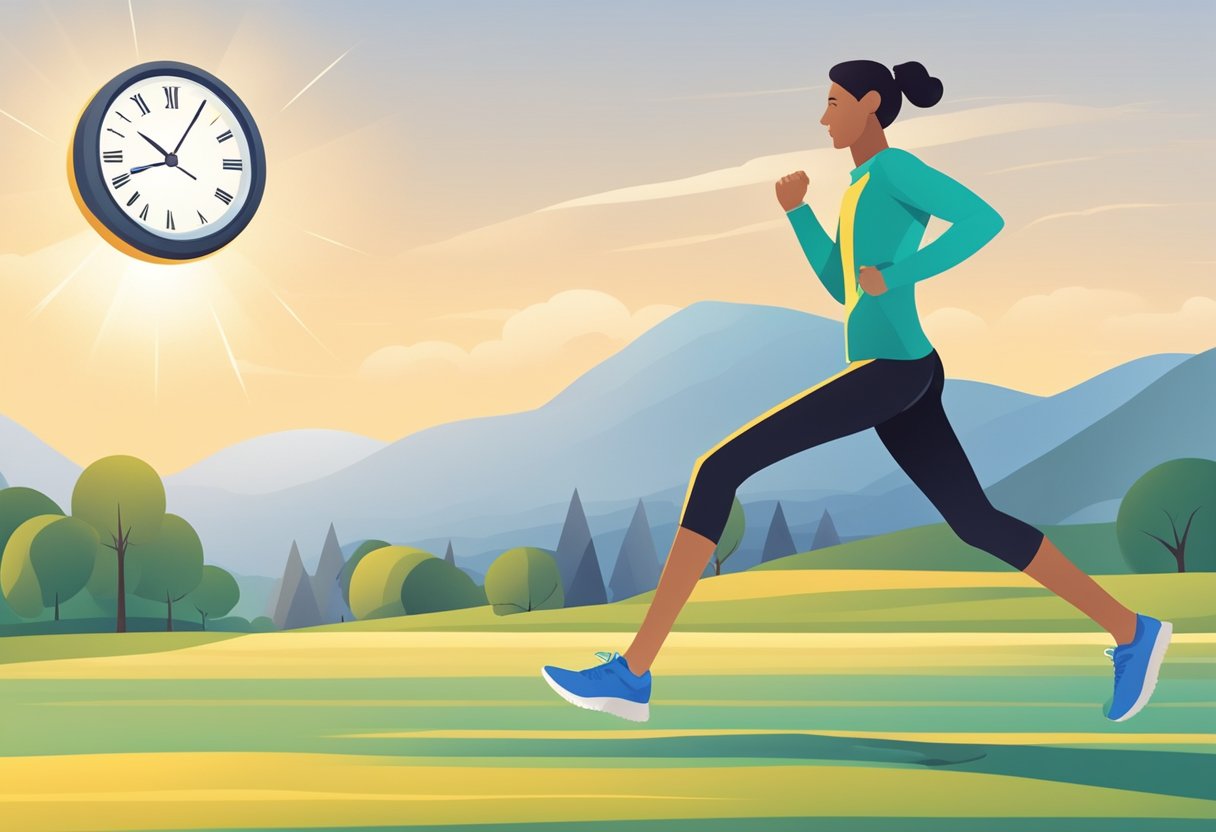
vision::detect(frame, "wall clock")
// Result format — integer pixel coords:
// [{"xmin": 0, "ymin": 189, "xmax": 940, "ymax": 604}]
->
[{"xmin": 69, "ymin": 60, "xmax": 266, "ymax": 263}]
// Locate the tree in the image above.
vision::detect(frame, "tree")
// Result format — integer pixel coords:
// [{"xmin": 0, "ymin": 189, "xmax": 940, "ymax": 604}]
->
[
  {"xmin": 609, "ymin": 500, "xmax": 661, "ymax": 601},
  {"xmin": 400, "ymin": 557, "xmax": 483, "ymax": 615},
  {"xmin": 485, "ymin": 547, "xmax": 563, "ymax": 616},
  {"xmin": 348, "ymin": 545, "xmax": 434, "ymax": 620},
  {"xmin": 0, "ymin": 487, "xmax": 64, "ymax": 569},
  {"xmin": 444, "ymin": 540, "xmax": 456, "ymax": 566},
  {"xmin": 189, "ymin": 565, "xmax": 240, "ymax": 630},
  {"xmin": 338, "ymin": 538, "xmax": 390, "ymax": 610},
  {"xmin": 554, "ymin": 489, "xmax": 593, "ymax": 596},
  {"xmin": 1, "ymin": 515, "xmax": 98, "ymax": 620},
  {"xmin": 71, "ymin": 456, "xmax": 167, "ymax": 632},
  {"xmin": 566, "ymin": 539, "xmax": 608, "ymax": 607},
  {"xmin": 811, "ymin": 509, "xmax": 841, "ymax": 549},
  {"xmin": 271, "ymin": 542, "xmax": 322, "ymax": 629},
  {"xmin": 708, "ymin": 497, "xmax": 746, "ymax": 576},
  {"xmin": 761, "ymin": 502, "xmax": 797, "ymax": 563},
  {"xmin": 134, "ymin": 514, "xmax": 204, "ymax": 630},
  {"xmin": 311, "ymin": 523, "xmax": 349, "ymax": 623},
  {"xmin": 1117, "ymin": 458, "xmax": 1215, "ymax": 573}
]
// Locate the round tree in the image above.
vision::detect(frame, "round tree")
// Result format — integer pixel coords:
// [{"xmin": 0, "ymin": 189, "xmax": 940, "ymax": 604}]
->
[
  {"xmin": 133, "ymin": 513, "xmax": 204, "ymax": 630},
  {"xmin": 188, "ymin": 565, "xmax": 240, "ymax": 630},
  {"xmin": 0, "ymin": 487, "xmax": 64, "ymax": 569},
  {"xmin": 348, "ymin": 545, "xmax": 434, "ymax": 619},
  {"xmin": 339, "ymin": 538, "xmax": 390, "ymax": 609},
  {"xmin": 1117, "ymin": 458, "xmax": 1216, "ymax": 573},
  {"xmin": 484, "ymin": 547, "xmax": 563, "ymax": 616},
  {"xmin": 1, "ymin": 515, "xmax": 98, "ymax": 620},
  {"xmin": 400, "ymin": 557, "xmax": 484, "ymax": 615},
  {"xmin": 72, "ymin": 455, "xmax": 167, "ymax": 632}
]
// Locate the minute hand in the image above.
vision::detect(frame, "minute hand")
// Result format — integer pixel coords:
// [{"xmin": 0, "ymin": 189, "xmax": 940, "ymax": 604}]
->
[
  {"xmin": 173, "ymin": 100, "xmax": 206, "ymax": 154},
  {"xmin": 137, "ymin": 130, "xmax": 172, "ymax": 157}
]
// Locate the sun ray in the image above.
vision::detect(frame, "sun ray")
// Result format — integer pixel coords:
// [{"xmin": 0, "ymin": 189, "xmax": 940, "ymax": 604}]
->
[
  {"xmin": 267, "ymin": 287, "xmax": 338, "ymax": 358},
  {"xmin": 302, "ymin": 228, "xmax": 369, "ymax": 256},
  {"xmin": 281, "ymin": 47, "xmax": 351, "ymax": 112},
  {"xmin": 87, "ymin": 278, "xmax": 129, "ymax": 364},
  {"xmin": 153, "ymin": 320, "xmax": 160, "ymax": 406},
  {"xmin": 127, "ymin": 0, "xmax": 140, "ymax": 58},
  {"xmin": 0, "ymin": 106, "xmax": 53, "ymax": 143},
  {"xmin": 29, "ymin": 243, "xmax": 103, "ymax": 319},
  {"xmin": 209, "ymin": 303, "xmax": 249, "ymax": 399}
]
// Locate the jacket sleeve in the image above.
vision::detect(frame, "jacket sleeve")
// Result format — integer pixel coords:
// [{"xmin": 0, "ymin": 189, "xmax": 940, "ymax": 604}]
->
[
  {"xmin": 786, "ymin": 203, "xmax": 845, "ymax": 305},
  {"xmin": 876, "ymin": 151, "xmax": 1005, "ymax": 291}
]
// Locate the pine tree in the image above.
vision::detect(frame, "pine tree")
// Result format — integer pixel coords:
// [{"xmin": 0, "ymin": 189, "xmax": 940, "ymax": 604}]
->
[
  {"xmin": 761, "ymin": 502, "xmax": 798, "ymax": 563},
  {"xmin": 811, "ymin": 509, "xmax": 840, "ymax": 549},
  {"xmin": 272, "ymin": 541, "xmax": 321, "ymax": 629},
  {"xmin": 609, "ymin": 499, "xmax": 661, "ymax": 600},
  {"xmin": 566, "ymin": 538, "xmax": 608, "ymax": 608},
  {"xmin": 311, "ymin": 523, "xmax": 350, "ymax": 624},
  {"xmin": 444, "ymin": 540, "xmax": 456, "ymax": 566},
  {"xmin": 554, "ymin": 489, "xmax": 593, "ymax": 595}
]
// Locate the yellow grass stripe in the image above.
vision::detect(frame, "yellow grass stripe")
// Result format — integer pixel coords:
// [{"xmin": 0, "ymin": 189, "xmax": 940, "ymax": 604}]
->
[
  {"xmin": 343, "ymin": 728, "xmax": 1216, "ymax": 746},
  {"xmin": 0, "ymin": 752, "xmax": 1213, "ymax": 831}
]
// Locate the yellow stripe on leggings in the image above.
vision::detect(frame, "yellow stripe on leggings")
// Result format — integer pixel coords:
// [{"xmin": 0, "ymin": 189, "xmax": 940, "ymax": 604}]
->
[{"xmin": 677, "ymin": 358, "xmax": 877, "ymax": 531}]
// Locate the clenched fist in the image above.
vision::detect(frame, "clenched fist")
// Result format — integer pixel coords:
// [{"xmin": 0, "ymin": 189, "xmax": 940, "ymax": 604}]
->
[{"xmin": 775, "ymin": 170, "xmax": 809, "ymax": 211}]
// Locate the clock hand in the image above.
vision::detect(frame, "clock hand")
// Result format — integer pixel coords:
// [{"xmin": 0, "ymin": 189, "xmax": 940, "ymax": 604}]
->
[
  {"xmin": 137, "ymin": 130, "xmax": 172, "ymax": 158},
  {"xmin": 174, "ymin": 165, "xmax": 198, "ymax": 181},
  {"xmin": 172, "ymin": 99, "xmax": 207, "ymax": 155},
  {"xmin": 130, "ymin": 162, "xmax": 166, "ymax": 174}
]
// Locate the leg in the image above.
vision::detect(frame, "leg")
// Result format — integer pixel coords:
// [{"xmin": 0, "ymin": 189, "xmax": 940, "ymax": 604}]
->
[
  {"xmin": 874, "ymin": 353, "xmax": 1137, "ymax": 644},
  {"xmin": 624, "ymin": 355, "xmax": 937, "ymax": 674}
]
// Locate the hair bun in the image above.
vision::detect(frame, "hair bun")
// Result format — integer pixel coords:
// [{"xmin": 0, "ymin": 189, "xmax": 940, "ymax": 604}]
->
[{"xmin": 893, "ymin": 61, "xmax": 943, "ymax": 109}]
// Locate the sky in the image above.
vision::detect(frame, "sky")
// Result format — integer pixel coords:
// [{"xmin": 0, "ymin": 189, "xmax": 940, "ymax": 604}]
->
[{"xmin": 0, "ymin": 0, "xmax": 1213, "ymax": 474}]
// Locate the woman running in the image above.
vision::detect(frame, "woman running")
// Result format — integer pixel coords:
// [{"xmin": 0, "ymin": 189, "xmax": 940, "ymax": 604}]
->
[{"xmin": 541, "ymin": 59, "xmax": 1171, "ymax": 724}]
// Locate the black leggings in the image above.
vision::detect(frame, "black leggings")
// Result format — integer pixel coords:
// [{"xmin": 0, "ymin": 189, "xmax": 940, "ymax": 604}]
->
[{"xmin": 677, "ymin": 349, "xmax": 1045, "ymax": 571}]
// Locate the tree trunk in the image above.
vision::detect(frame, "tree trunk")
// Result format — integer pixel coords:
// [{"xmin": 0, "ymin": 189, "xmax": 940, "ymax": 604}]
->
[
  {"xmin": 55, "ymin": 592, "xmax": 60, "ymax": 622},
  {"xmin": 714, "ymin": 561, "xmax": 721, "ymax": 576},
  {"xmin": 200, "ymin": 611, "xmax": 207, "ymax": 631},
  {"xmin": 167, "ymin": 592, "xmax": 174, "ymax": 632},
  {"xmin": 1177, "ymin": 552, "xmax": 1186, "ymax": 573},
  {"xmin": 116, "ymin": 506, "xmax": 127, "ymax": 633}
]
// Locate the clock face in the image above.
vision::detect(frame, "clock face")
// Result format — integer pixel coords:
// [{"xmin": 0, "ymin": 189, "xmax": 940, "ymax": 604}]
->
[
  {"xmin": 70, "ymin": 61, "xmax": 266, "ymax": 262},
  {"xmin": 99, "ymin": 74, "xmax": 252, "ymax": 240}
]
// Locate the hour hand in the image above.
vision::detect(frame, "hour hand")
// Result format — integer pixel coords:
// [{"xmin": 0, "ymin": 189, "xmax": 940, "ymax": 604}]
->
[
  {"xmin": 137, "ymin": 130, "xmax": 171, "ymax": 157},
  {"xmin": 130, "ymin": 162, "xmax": 166, "ymax": 174}
]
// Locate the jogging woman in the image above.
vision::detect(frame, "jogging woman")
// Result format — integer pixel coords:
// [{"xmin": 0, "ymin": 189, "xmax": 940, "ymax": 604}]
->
[{"xmin": 541, "ymin": 59, "xmax": 1171, "ymax": 724}]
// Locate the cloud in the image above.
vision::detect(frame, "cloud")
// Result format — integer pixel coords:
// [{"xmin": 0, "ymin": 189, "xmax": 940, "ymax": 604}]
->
[
  {"xmin": 359, "ymin": 290, "xmax": 680, "ymax": 378},
  {"xmin": 1001, "ymin": 286, "xmax": 1144, "ymax": 327},
  {"xmin": 610, "ymin": 219, "xmax": 784, "ymax": 253},
  {"xmin": 922, "ymin": 306, "xmax": 989, "ymax": 339},
  {"xmin": 538, "ymin": 101, "xmax": 1140, "ymax": 211},
  {"xmin": 1105, "ymin": 295, "xmax": 1216, "ymax": 342},
  {"xmin": 1022, "ymin": 202, "xmax": 1177, "ymax": 231},
  {"xmin": 650, "ymin": 84, "xmax": 827, "ymax": 102}
]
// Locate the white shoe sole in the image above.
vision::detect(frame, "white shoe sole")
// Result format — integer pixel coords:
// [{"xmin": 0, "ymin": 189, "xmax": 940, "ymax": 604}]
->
[
  {"xmin": 540, "ymin": 667, "xmax": 650, "ymax": 722},
  {"xmin": 1110, "ymin": 620, "xmax": 1173, "ymax": 722}
]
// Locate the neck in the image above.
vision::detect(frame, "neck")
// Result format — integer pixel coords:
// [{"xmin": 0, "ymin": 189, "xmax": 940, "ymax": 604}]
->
[{"xmin": 850, "ymin": 122, "xmax": 889, "ymax": 168}]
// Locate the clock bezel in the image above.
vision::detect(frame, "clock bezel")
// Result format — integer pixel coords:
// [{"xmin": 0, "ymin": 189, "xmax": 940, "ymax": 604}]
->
[{"xmin": 70, "ymin": 60, "xmax": 267, "ymax": 263}]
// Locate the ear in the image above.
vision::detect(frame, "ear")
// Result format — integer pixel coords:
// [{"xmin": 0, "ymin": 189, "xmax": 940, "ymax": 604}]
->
[{"xmin": 859, "ymin": 89, "xmax": 882, "ymax": 116}]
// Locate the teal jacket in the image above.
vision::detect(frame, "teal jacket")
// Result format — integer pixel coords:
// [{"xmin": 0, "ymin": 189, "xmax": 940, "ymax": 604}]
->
[{"xmin": 785, "ymin": 146, "xmax": 1004, "ymax": 362}]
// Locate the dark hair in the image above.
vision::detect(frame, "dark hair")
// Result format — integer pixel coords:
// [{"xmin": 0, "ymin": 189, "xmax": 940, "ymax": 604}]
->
[{"xmin": 828, "ymin": 60, "xmax": 943, "ymax": 128}]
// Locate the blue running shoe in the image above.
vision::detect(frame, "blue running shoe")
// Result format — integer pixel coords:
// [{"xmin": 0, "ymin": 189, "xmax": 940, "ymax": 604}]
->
[
  {"xmin": 541, "ymin": 650, "xmax": 652, "ymax": 722},
  {"xmin": 1105, "ymin": 613, "xmax": 1172, "ymax": 722}
]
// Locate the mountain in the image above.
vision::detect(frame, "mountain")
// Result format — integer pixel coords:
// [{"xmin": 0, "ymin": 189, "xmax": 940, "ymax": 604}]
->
[
  {"xmin": 0, "ymin": 415, "xmax": 82, "ymax": 508},
  {"xmin": 165, "ymin": 429, "xmax": 386, "ymax": 495}
]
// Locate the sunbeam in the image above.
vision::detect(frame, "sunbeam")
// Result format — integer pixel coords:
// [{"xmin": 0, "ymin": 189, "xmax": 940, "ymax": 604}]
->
[
  {"xmin": 153, "ymin": 319, "xmax": 160, "ymax": 406},
  {"xmin": 0, "ymin": 106, "xmax": 52, "ymax": 142},
  {"xmin": 302, "ymin": 228, "xmax": 369, "ymax": 256},
  {"xmin": 268, "ymin": 287, "xmax": 338, "ymax": 358},
  {"xmin": 209, "ymin": 303, "xmax": 249, "ymax": 399},
  {"xmin": 29, "ymin": 243, "xmax": 103, "ymax": 319},
  {"xmin": 281, "ymin": 47, "xmax": 351, "ymax": 112},
  {"xmin": 127, "ymin": 0, "xmax": 140, "ymax": 58}
]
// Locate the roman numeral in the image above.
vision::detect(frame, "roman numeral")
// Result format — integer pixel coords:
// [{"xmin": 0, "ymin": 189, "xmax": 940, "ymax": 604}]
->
[
  {"xmin": 106, "ymin": 128, "xmax": 125, "ymax": 138},
  {"xmin": 215, "ymin": 188, "xmax": 233, "ymax": 205},
  {"xmin": 163, "ymin": 86, "xmax": 180, "ymax": 109},
  {"xmin": 103, "ymin": 150, "xmax": 123, "ymax": 163},
  {"xmin": 126, "ymin": 190, "xmax": 141, "ymax": 207},
  {"xmin": 217, "ymin": 130, "xmax": 233, "ymax": 143},
  {"xmin": 111, "ymin": 173, "xmax": 131, "ymax": 189},
  {"xmin": 116, "ymin": 112, "xmax": 132, "ymax": 123},
  {"xmin": 139, "ymin": 204, "xmax": 149, "ymax": 221},
  {"xmin": 222, "ymin": 158, "xmax": 243, "ymax": 171},
  {"xmin": 166, "ymin": 210, "xmax": 175, "ymax": 231},
  {"xmin": 130, "ymin": 93, "xmax": 150, "ymax": 115},
  {"xmin": 197, "ymin": 210, "xmax": 209, "ymax": 225}
]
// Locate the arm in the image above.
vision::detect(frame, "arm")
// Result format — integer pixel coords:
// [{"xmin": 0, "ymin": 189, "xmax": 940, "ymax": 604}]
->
[
  {"xmin": 876, "ymin": 150, "xmax": 1005, "ymax": 291},
  {"xmin": 786, "ymin": 203, "xmax": 846, "ymax": 305}
]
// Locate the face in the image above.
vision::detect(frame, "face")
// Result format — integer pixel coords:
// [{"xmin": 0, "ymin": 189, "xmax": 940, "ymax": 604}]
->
[
  {"xmin": 819, "ymin": 82, "xmax": 882, "ymax": 149},
  {"xmin": 98, "ymin": 74, "xmax": 253, "ymax": 240}
]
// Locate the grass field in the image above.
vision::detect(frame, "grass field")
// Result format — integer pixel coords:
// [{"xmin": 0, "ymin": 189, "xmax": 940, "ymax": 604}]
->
[{"xmin": 1, "ymin": 571, "xmax": 1213, "ymax": 831}]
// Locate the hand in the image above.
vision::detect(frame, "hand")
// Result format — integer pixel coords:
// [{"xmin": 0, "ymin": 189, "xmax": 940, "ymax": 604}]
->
[
  {"xmin": 858, "ymin": 265, "xmax": 888, "ymax": 296},
  {"xmin": 775, "ymin": 170, "xmax": 809, "ymax": 211},
  {"xmin": 137, "ymin": 130, "xmax": 172, "ymax": 158},
  {"xmin": 130, "ymin": 162, "xmax": 166, "ymax": 174},
  {"xmin": 173, "ymin": 99, "xmax": 206, "ymax": 154}
]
